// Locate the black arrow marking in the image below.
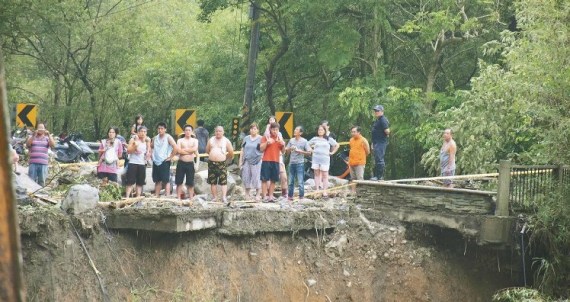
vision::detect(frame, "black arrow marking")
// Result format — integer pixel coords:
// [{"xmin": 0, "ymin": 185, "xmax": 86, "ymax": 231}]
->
[
  {"xmin": 17, "ymin": 105, "xmax": 35, "ymax": 127},
  {"xmin": 278, "ymin": 113, "xmax": 292, "ymax": 139},
  {"xmin": 177, "ymin": 110, "xmax": 194, "ymax": 130}
]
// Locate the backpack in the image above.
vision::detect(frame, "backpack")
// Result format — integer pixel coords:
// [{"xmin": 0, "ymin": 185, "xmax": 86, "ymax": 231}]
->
[{"xmin": 103, "ymin": 140, "xmax": 119, "ymax": 165}]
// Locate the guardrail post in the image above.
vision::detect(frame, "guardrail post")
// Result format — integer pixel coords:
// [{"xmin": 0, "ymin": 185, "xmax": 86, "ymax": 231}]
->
[{"xmin": 496, "ymin": 160, "xmax": 511, "ymax": 216}]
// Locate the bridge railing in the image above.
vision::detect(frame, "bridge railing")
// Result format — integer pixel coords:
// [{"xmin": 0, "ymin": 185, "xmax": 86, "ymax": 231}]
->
[{"xmin": 496, "ymin": 160, "xmax": 569, "ymax": 215}]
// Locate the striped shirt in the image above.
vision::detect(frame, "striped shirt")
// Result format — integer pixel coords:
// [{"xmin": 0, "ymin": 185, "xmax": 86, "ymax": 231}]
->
[{"xmin": 29, "ymin": 136, "xmax": 50, "ymax": 165}]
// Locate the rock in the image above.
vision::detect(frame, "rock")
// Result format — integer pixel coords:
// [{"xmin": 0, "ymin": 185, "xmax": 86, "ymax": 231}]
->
[
  {"xmin": 13, "ymin": 167, "xmax": 42, "ymax": 192},
  {"xmin": 305, "ymin": 178, "xmax": 315, "ymax": 187},
  {"xmin": 306, "ymin": 279, "xmax": 317, "ymax": 287},
  {"xmin": 142, "ymin": 167, "xmax": 155, "ymax": 193},
  {"xmin": 61, "ymin": 184, "xmax": 99, "ymax": 214},
  {"xmin": 343, "ymin": 269, "xmax": 350, "ymax": 277},
  {"xmin": 325, "ymin": 234, "xmax": 348, "ymax": 257},
  {"xmin": 194, "ymin": 170, "xmax": 209, "ymax": 195},
  {"xmin": 329, "ymin": 176, "xmax": 349, "ymax": 186},
  {"xmin": 78, "ymin": 165, "xmax": 97, "ymax": 177},
  {"xmin": 16, "ymin": 186, "xmax": 36, "ymax": 205},
  {"xmin": 232, "ymin": 174, "xmax": 242, "ymax": 186},
  {"xmin": 193, "ymin": 170, "xmax": 236, "ymax": 196},
  {"xmin": 193, "ymin": 196, "xmax": 209, "ymax": 208}
]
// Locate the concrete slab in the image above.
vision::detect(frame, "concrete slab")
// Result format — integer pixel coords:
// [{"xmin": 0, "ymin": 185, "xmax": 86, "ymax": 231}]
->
[{"xmin": 103, "ymin": 198, "xmax": 352, "ymax": 234}]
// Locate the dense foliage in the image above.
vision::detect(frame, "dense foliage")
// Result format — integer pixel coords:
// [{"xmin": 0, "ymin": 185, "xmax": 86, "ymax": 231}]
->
[{"xmin": 1, "ymin": 0, "xmax": 568, "ymax": 297}]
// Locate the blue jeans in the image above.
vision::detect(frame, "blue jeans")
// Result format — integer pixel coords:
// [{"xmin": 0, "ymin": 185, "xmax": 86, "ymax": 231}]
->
[
  {"xmin": 29, "ymin": 163, "xmax": 49, "ymax": 186},
  {"xmin": 288, "ymin": 163, "xmax": 305, "ymax": 198},
  {"xmin": 373, "ymin": 142, "xmax": 388, "ymax": 179}
]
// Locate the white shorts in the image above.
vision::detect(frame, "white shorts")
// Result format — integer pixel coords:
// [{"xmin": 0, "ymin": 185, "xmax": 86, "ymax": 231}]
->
[{"xmin": 312, "ymin": 163, "xmax": 330, "ymax": 172}]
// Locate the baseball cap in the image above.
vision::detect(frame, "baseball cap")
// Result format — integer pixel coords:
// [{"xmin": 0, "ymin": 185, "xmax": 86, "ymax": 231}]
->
[{"xmin": 373, "ymin": 105, "xmax": 384, "ymax": 111}]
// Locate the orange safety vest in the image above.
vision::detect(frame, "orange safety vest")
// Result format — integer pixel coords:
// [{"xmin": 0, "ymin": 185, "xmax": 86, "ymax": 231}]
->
[{"xmin": 349, "ymin": 135, "xmax": 368, "ymax": 166}]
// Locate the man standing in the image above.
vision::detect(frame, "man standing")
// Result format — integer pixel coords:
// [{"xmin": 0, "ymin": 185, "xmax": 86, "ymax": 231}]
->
[
  {"xmin": 285, "ymin": 126, "xmax": 311, "ymax": 201},
  {"xmin": 440, "ymin": 128, "xmax": 457, "ymax": 188},
  {"xmin": 371, "ymin": 104, "xmax": 390, "ymax": 180},
  {"xmin": 175, "ymin": 125, "xmax": 199, "ymax": 200},
  {"xmin": 260, "ymin": 122, "xmax": 285, "ymax": 202},
  {"xmin": 195, "ymin": 119, "xmax": 209, "ymax": 155},
  {"xmin": 151, "ymin": 122, "xmax": 177, "ymax": 197},
  {"xmin": 206, "ymin": 126, "xmax": 234, "ymax": 204},
  {"xmin": 348, "ymin": 126, "xmax": 370, "ymax": 193},
  {"xmin": 26, "ymin": 123, "xmax": 56, "ymax": 186}
]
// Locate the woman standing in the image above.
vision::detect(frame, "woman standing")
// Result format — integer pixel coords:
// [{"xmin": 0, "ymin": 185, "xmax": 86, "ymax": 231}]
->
[
  {"xmin": 97, "ymin": 127, "xmax": 123, "ymax": 182},
  {"xmin": 239, "ymin": 123, "xmax": 263, "ymax": 200},
  {"xmin": 125, "ymin": 126, "xmax": 151, "ymax": 198},
  {"xmin": 309, "ymin": 125, "xmax": 339, "ymax": 198}
]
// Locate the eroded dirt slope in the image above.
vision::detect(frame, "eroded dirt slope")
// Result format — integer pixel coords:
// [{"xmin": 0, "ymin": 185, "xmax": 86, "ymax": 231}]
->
[{"xmin": 19, "ymin": 206, "xmax": 515, "ymax": 301}]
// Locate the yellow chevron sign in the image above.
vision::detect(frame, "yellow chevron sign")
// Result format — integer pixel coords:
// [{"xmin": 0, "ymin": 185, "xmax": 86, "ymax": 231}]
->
[
  {"xmin": 16, "ymin": 104, "xmax": 37, "ymax": 128},
  {"xmin": 174, "ymin": 109, "xmax": 197, "ymax": 135},
  {"xmin": 276, "ymin": 112, "xmax": 293, "ymax": 139}
]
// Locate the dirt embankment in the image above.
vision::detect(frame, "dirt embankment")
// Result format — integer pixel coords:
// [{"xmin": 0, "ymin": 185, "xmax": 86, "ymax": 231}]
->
[{"xmin": 19, "ymin": 205, "xmax": 516, "ymax": 301}]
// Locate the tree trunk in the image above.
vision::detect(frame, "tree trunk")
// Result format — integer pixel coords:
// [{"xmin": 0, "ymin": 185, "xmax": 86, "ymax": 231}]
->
[{"xmin": 264, "ymin": 38, "xmax": 289, "ymax": 114}]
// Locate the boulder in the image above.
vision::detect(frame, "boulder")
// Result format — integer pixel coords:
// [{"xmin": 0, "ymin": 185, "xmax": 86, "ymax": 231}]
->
[
  {"xmin": 61, "ymin": 184, "xmax": 99, "ymax": 214},
  {"xmin": 329, "ymin": 176, "xmax": 349, "ymax": 186},
  {"xmin": 13, "ymin": 166, "xmax": 42, "ymax": 192},
  {"xmin": 305, "ymin": 178, "xmax": 315, "ymax": 189},
  {"xmin": 78, "ymin": 164, "xmax": 97, "ymax": 177}
]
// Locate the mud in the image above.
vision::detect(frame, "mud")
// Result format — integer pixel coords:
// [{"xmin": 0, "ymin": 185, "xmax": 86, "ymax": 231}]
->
[{"xmin": 18, "ymin": 204, "xmax": 517, "ymax": 301}]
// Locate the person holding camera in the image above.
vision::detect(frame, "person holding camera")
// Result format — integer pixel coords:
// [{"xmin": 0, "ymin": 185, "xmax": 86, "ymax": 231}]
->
[
  {"xmin": 285, "ymin": 126, "xmax": 311, "ymax": 201},
  {"xmin": 26, "ymin": 123, "xmax": 56, "ymax": 186}
]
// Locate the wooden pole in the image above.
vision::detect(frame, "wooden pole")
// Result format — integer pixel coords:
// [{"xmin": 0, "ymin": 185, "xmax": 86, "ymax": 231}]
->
[
  {"xmin": 496, "ymin": 160, "xmax": 511, "ymax": 216},
  {"xmin": 0, "ymin": 47, "xmax": 26, "ymax": 301},
  {"xmin": 241, "ymin": 2, "xmax": 260, "ymax": 135}
]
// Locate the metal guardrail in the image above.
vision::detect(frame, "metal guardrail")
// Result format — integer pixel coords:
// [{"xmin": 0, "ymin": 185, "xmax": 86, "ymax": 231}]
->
[{"xmin": 496, "ymin": 161, "xmax": 569, "ymax": 214}]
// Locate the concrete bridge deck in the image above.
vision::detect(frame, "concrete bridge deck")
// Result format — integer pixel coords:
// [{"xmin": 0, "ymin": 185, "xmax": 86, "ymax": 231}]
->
[
  {"xmin": 103, "ymin": 179, "xmax": 514, "ymax": 246},
  {"xmin": 103, "ymin": 199, "xmax": 353, "ymax": 236},
  {"xmin": 355, "ymin": 180, "xmax": 514, "ymax": 245}
]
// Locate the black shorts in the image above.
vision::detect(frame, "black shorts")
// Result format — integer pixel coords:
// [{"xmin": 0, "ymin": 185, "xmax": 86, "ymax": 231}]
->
[
  {"xmin": 97, "ymin": 172, "xmax": 117, "ymax": 183},
  {"xmin": 175, "ymin": 161, "xmax": 195, "ymax": 186},
  {"xmin": 126, "ymin": 164, "xmax": 146, "ymax": 186},
  {"xmin": 260, "ymin": 161, "xmax": 280, "ymax": 182},
  {"xmin": 152, "ymin": 161, "xmax": 171, "ymax": 183}
]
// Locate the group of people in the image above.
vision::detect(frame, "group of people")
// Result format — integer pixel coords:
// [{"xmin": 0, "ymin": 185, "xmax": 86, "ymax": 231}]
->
[
  {"xmin": 11, "ymin": 103, "xmax": 457, "ymax": 201},
  {"xmin": 102, "ymin": 115, "xmax": 211, "ymax": 200}
]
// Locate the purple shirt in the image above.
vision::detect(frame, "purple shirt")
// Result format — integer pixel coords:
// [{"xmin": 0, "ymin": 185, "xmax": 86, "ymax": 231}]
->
[{"xmin": 29, "ymin": 136, "xmax": 50, "ymax": 165}]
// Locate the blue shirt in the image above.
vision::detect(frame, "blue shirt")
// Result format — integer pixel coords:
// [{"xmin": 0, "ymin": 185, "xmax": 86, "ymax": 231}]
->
[{"xmin": 371, "ymin": 116, "xmax": 389, "ymax": 144}]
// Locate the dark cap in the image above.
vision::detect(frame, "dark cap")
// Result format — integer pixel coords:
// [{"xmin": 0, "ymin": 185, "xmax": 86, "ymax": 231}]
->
[{"xmin": 373, "ymin": 105, "xmax": 384, "ymax": 111}]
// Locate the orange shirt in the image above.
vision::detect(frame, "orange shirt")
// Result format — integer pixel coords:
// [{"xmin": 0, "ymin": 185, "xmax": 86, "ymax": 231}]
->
[
  {"xmin": 261, "ymin": 135, "xmax": 283, "ymax": 162},
  {"xmin": 349, "ymin": 135, "xmax": 369, "ymax": 166}
]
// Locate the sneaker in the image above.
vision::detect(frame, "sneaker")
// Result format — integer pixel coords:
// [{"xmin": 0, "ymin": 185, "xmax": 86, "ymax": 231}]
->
[
  {"xmin": 370, "ymin": 177, "xmax": 378, "ymax": 181},
  {"xmin": 288, "ymin": 197, "xmax": 294, "ymax": 202}
]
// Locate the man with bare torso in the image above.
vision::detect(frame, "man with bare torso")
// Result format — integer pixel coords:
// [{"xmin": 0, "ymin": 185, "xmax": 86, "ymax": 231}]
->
[
  {"xmin": 206, "ymin": 126, "xmax": 234, "ymax": 204},
  {"xmin": 175, "ymin": 125, "xmax": 199, "ymax": 200},
  {"xmin": 440, "ymin": 128, "xmax": 457, "ymax": 188}
]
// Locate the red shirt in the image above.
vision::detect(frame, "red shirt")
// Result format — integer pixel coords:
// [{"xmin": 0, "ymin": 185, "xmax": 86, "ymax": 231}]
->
[{"xmin": 261, "ymin": 135, "xmax": 283, "ymax": 162}]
